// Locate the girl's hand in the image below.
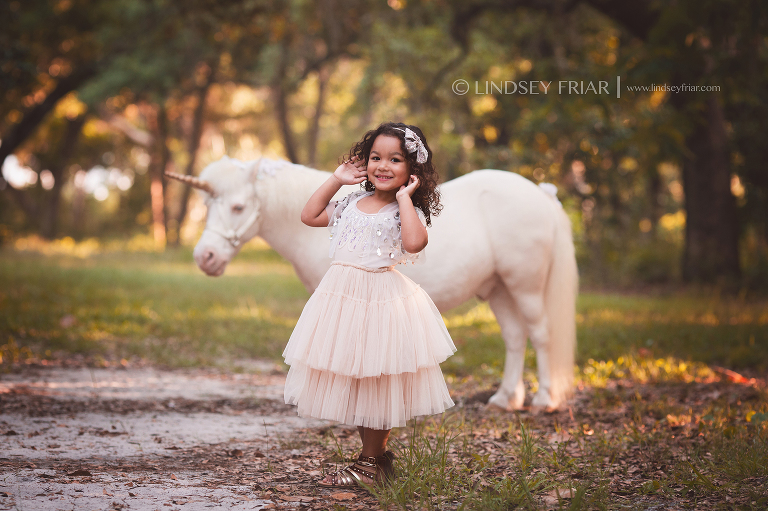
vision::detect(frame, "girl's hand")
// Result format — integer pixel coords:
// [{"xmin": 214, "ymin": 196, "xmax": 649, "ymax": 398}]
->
[
  {"xmin": 396, "ymin": 175, "xmax": 420, "ymax": 200},
  {"xmin": 333, "ymin": 156, "xmax": 367, "ymax": 185}
]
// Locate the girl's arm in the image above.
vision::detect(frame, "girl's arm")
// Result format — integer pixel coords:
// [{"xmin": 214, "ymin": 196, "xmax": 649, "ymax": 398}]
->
[
  {"xmin": 396, "ymin": 175, "xmax": 428, "ymax": 253},
  {"xmin": 301, "ymin": 157, "xmax": 367, "ymax": 227}
]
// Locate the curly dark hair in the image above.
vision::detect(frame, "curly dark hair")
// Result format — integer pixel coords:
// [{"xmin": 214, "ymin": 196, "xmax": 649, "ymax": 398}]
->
[{"xmin": 342, "ymin": 122, "xmax": 442, "ymax": 227}]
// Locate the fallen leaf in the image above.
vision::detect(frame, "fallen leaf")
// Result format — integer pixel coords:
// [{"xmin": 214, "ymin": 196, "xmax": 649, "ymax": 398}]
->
[
  {"xmin": 712, "ymin": 366, "xmax": 751, "ymax": 384},
  {"xmin": 281, "ymin": 496, "xmax": 314, "ymax": 502},
  {"xmin": 3, "ymin": 430, "xmax": 17, "ymax": 436},
  {"xmin": 170, "ymin": 474, "xmax": 177, "ymax": 480},
  {"xmin": 67, "ymin": 469, "xmax": 92, "ymax": 477},
  {"xmin": 229, "ymin": 449, "xmax": 244, "ymax": 457},
  {"xmin": 96, "ymin": 430, "xmax": 126, "ymax": 437},
  {"xmin": 254, "ymin": 451, "xmax": 266, "ymax": 458},
  {"xmin": 330, "ymin": 492, "xmax": 357, "ymax": 501}
]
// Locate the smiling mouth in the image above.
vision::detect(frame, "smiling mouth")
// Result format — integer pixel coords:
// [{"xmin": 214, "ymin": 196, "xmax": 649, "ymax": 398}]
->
[{"xmin": 375, "ymin": 175, "xmax": 393, "ymax": 181}]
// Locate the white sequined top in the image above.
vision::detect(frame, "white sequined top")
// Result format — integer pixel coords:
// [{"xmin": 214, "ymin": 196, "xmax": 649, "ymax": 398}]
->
[{"xmin": 327, "ymin": 191, "xmax": 426, "ymax": 269}]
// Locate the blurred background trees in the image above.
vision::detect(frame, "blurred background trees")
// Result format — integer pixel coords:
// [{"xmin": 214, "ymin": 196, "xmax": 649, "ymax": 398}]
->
[{"xmin": 2, "ymin": 0, "xmax": 766, "ymax": 289}]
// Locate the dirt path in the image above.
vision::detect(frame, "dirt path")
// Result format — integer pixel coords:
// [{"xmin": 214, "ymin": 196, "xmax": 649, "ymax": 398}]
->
[{"xmin": 0, "ymin": 365, "xmax": 332, "ymax": 511}]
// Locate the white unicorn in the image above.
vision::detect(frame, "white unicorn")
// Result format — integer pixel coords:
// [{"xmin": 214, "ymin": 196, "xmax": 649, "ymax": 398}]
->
[{"xmin": 166, "ymin": 156, "xmax": 578, "ymax": 410}]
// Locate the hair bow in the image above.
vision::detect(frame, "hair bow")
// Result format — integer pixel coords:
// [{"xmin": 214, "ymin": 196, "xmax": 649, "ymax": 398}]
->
[{"xmin": 394, "ymin": 127, "xmax": 428, "ymax": 164}]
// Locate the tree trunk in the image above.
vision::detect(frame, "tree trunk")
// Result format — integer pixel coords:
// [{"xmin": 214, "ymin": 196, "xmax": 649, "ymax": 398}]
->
[
  {"xmin": 306, "ymin": 67, "xmax": 328, "ymax": 168},
  {"xmin": 171, "ymin": 79, "xmax": 213, "ymax": 247},
  {"xmin": 274, "ymin": 84, "xmax": 298, "ymax": 163},
  {"xmin": 147, "ymin": 104, "xmax": 169, "ymax": 249},
  {"xmin": 273, "ymin": 42, "xmax": 299, "ymax": 163},
  {"xmin": 681, "ymin": 96, "xmax": 740, "ymax": 282},
  {"xmin": 41, "ymin": 114, "xmax": 88, "ymax": 239},
  {"xmin": 3, "ymin": 185, "xmax": 39, "ymax": 224},
  {"xmin": 647, "ymin": 163, "xmax": 661, "ymax": 240}
]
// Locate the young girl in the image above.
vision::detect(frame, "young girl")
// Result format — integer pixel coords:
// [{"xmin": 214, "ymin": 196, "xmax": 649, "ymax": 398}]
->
[{"xmin": 282, "ymin": 122, "xmax": 456, "ymax": 488}]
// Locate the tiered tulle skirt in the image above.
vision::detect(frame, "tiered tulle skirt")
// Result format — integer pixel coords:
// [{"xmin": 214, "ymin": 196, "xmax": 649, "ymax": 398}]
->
[{"xmin": 283, "ymin": 261, "xmax": 456, "ymax": 429}]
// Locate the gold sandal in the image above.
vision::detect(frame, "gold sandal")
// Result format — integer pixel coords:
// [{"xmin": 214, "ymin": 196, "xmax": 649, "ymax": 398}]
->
[{"xmin": 318, "ymin": 451, "xmax": 396, "ymax": 488}]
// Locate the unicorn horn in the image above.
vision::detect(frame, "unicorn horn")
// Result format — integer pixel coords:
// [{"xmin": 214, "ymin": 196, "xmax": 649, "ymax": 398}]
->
[{"xmin": 164, "ymin": 171, "xmax": 217, "ymax": 197}]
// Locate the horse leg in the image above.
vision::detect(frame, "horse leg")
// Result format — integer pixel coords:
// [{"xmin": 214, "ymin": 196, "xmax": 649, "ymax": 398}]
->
[
  {"xmin": 486, "ymin": 285, "xmax": 527, "ymax": 411},
  {"xmin": 508, "ymin": 288, "xmax": 553, "ymax": 409}
]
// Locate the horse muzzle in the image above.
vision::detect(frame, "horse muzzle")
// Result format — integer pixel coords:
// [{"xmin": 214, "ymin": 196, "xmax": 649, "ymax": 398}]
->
[{"xmin": 193, "ymin": 232, "xmax": 235, "ymax": 276}]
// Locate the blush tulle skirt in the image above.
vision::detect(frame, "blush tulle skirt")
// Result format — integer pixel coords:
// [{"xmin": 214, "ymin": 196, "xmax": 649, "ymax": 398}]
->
[{"xmin": 282, "ymin": 261, "xmax": 456, "ymax": 430}]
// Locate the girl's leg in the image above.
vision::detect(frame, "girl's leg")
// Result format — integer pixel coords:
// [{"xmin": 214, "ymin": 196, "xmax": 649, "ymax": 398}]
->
[{"xmin": 360, "ymin": 427, "xmax": 390, "ymax": 457}]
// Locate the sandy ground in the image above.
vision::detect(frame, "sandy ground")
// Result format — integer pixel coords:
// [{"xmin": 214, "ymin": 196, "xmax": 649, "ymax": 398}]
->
[{"xmin": 0, "ymin": 365, "xmax": 331, "ymax": 511}]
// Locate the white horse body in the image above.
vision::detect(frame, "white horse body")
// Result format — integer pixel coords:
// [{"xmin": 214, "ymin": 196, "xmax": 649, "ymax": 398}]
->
[{"xmin": 178, "ymin": 157, "xmax": 577, "ymax": 410}]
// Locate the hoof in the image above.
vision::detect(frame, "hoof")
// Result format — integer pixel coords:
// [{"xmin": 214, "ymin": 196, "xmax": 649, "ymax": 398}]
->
[
  {"xmin": 486, "ymin": 392, "xmax": 511, "ymax": 410},
  {"xmin": 529, "ymin": 404, "xmax": 558, "ymax": 415},
  {"xmin": 487, "ymin": 391, "xmax": 524, "ymax": 411},
  {"xmin": 531, "ymin": 390, "xmax": 555, "ymax": 409}
]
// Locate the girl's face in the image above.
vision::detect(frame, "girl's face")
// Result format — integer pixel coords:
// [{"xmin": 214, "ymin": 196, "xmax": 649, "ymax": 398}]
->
[{"xmin": 367, "ymin": 134, "xmax": 410, "ymax": 192}]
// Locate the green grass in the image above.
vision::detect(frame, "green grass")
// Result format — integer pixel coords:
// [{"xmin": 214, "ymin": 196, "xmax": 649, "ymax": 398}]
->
[
  {"xmin": 0, "ymin": 244, "xmax": 309, "ymax": 367},
  {"xmin": 1, "ymin": 242, "xmax": 766, "ymax": 375},
  {"xmin": 324, "ymin": 396, "xmax": 768, "ymax": 510}
]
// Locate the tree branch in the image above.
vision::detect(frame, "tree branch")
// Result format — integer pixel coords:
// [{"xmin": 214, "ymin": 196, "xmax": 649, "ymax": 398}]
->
[{"xmin": 0, "ymin": 65, "xmax": 97, "ymax": 165}]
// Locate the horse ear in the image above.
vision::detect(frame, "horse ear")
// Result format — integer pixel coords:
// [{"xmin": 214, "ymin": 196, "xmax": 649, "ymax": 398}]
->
[{"xmin": 246, "ymin": 159, "xmax": 261, "ymax": 182}]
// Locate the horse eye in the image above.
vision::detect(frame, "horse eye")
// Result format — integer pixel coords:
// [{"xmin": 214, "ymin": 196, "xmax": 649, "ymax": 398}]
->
[{"xmin": 232, "ymin": 204, "xmax": 245, "ymax": 213}]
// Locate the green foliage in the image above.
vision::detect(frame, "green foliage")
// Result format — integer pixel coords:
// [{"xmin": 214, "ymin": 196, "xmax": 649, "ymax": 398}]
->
[{"xmin": 3, "ymin": 0, "xmax": 768, "ymax": 285}]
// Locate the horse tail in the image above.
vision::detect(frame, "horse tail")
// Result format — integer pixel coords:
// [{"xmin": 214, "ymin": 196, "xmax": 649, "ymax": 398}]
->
[{"xmin": 544, "ymin": 201, "xmax": 578, "ymax": 407}]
